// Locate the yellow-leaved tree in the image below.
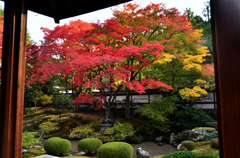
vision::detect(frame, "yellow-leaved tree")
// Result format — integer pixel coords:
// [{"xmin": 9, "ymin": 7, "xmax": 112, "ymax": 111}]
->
[{"xmin": 145, "ymin": 24, "xmax": 211, "ymax": 100}]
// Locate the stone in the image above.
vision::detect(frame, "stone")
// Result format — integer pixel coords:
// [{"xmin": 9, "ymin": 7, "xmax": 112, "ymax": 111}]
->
[
  {"xmin": 69, "ymin": 132, "xmax": 80, "ymax": 139},
  {"xmin": 33, "ymin": 145, "xmax": 42, "ymax": 149},
  {"xmin": 177, "ymin": 144, "xmax": 182, "ymax": 151},
  {"xmin": 155, "ymin": 136, "xmax": 164, "ymax": 143},
  {"xmin": 100, "ymin": 117, "xmax": 113, "ymax": 123},
  {"xmin": 100, "ymin": 122, "xmax": 113, "ymax": 131},
  {"xmin": 177, "ymin": 143, "xmax": 187, "ymax": 151},
  {"xmin": 169, "ymin": 133, "xmax": 177, "ymax": 146},
  {"xmin": 136, "ymin": 147, "xmax": 151, "ymax": 158},
  {"xmin": 22, "ymin": 149, "xmax": 28, "ymax": 153},
  {"xmin": 34, "ymin": 154, "xmax": 60, "ymax": 158},
  {"xmin": 189, "ymin": 127, "xmax": 216, "ymax": 140},
  {"xmin": 100, "ymin": 117, "xmax": 114, "ymax": 131},
  {"xmin": 75, "ymin": 151, "xmax": 86, "ymax": 156}
]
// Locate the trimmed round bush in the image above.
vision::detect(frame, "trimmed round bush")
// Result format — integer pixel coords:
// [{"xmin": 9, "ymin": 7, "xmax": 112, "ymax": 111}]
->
[
  {"xmin": 44, "ymin": 137, "xmax": 71, "ymax": 156},
  {"xmin": 210, "ymin": 138, "xmax": 219, "ymax": 149},
  {"xmin": 78, "ymin": 138, "xmax": 103, "ymax": 155},
  {"xmin": 162, "ymin": 151, "xmax": 197, "ymax": 158},
  {"xmin": 198, "ymin": 154, "xmax": 218, "ymax": 158},
  {"xmin": 97, "ymin": 142, "xmax": 133, "ymax": 158},
  {"xmin": 181, "ymin": 140, "xmax": 195, "ymax": 151}
]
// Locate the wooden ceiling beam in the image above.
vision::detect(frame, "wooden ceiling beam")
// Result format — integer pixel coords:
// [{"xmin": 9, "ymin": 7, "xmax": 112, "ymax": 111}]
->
[{"xmin": 25, "ymin": 0, "xmax": 131, "ymax": 21}]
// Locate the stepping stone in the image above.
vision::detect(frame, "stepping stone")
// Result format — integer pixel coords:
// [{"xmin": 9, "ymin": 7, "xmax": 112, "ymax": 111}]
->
[{"xmin": 34, "ymin": 154, "xmax": 60, "ymax": 158}]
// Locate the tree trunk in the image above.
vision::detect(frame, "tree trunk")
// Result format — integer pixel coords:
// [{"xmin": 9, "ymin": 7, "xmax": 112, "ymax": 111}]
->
[
  {"xmin": 75, "ymin": 85, "xmax": 82, "ymax": 112},
  {"xmin": 65, "ymin": 78, "xmax": 68, "ymax": 94},
  {"xmin": 106, "ymin": 102, "xmax": 110, "ymax": 118},
  {"xmin": 125, "ymin": 89, "xmax": 131, "ymax": 119},
  {"xmin": 75, "ymin": 103, "xmax": 79, "ymax": 112}
]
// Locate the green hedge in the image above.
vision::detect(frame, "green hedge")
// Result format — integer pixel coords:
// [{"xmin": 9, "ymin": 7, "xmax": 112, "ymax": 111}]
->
[
  {"xmin": 78, "ymin": 138, "xmax": 102, "ymax": 155},
  {"xmin": 162, "ymin": 151, "xmax": 198, "ymax": 158},
  {"xmin": 97, "ymin": 142, "xmax": 133, "ymax": 158},
  {"xmin": 198, "ymin": 154, "xmax": 218, "ymax": 158},
  {"xmin": 44, "ymin": 137, "xmax": 71, "ymax": 156},
  {"xmin": 163, "ymin": 151, "xmax": 218, "ymax": 158}
]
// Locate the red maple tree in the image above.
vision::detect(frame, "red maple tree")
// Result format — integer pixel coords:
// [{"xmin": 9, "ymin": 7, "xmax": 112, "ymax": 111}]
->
[{"xmin": 29, "ymin": 16, "xmax": 172, "ymax": 118}]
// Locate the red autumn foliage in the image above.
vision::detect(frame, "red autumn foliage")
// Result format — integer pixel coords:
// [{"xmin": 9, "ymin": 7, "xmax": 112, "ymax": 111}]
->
[{"xmin": 27, "ymin": 2, "xmax": 201, "ymax": 118}]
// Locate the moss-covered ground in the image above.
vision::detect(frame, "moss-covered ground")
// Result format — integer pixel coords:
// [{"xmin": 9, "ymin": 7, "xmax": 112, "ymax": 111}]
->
[
  {"xmin": 192, "ymin": 141, "xmax": 219, "ymax": 156},
  {"xmin": 23, "ymin": 107, "xmax": 102, "ymax": 138},
  {"xmin": 22, "ymin": 148, "xmax": 46, "ymax": 158}
]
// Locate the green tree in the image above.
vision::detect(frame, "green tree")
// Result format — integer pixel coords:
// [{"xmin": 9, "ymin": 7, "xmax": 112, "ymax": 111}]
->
[
  {"xmin": 26, "ymin": 30, "xmax": 35, "ymax": 44},
  {"xmin": 0, "ymin": 7, "xmax": 4, "ymax": 17},
  {"xmin": 38, "ymin": 122, "xmax": 59, "ymax": 138},
  {"xmin": 135, "ymin": 95, "xmax": 178, "ymax": 134},
  {"xmin": 186, "ymin": 1, "xmax": 212, "ymax": 63},
  {"xmin": 22, "ymin": 131, "xmax": 40, "ymax": 149}
]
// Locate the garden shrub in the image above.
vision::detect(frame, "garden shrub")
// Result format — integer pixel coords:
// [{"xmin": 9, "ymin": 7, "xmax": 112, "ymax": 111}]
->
[
  {"xmin": 205, "ymin": 122, "xmax": 218, "ymax": 130},
  {"xmin": 52, "ymin": 95, "xmax": 74, "ymax": 109},
  {"xmin": 38, "ymin": 121, "xmax": 59, "ymax": 138},
  {"xmin": 69, "ymin": 125, "xmax": 94, "ymax": 139},
  {"xmin": 44, "ymin": 137, "xmax": 71, "ymax": 156},
  {"xmin": 135, "ymin": 95, "xmax": 178, "ymax": 135},
  {"xmin": 210, "ymin": 138, "xmax": 219, "ymax": 149},
  {"xmin": 162, "ymin": 151, "xmax": 198, "ymax": 158},
  {"xmin": 22, "ymin": 131, "xmax": 40, "ymax": 149},
  {"xmin": 70, "ymin": 123, "xmax": 134, "ymax": 142},
  {"xmin": 204, "ymin": 131, "xmax": 218, "ymax": 140},
  {"xmin": 70, "ymin": 114, "xmax": 83, "ymax": 120},
  {"xmin": 197, "ymin": 154, "xmax": 218, "ymax": 158},
  {"xmin": 181, "ymin": 140, "xmax": 195, "ymax": 151},
  {"xmin": 97, "ymin": 142, "xmax": 133, "ymax": 158},
  {"xmin": 24, "ymin": 108, "xmax": 33, "ymax": 115},
  {"xmin": 176, "ymin": 130, "xmax": 191, "ymax": 144},
  {"xmin": 128, "ymin": 135, "xmax": 144, "ymax": 144},
  {"xmin": 102, "ymin": 123, "xmax": 134, "ymax": 142},
  {"xmin": 172, "ymin": 107, "xmax": 214, "ymax": 131},
  {"xmin": 78, "ymin": 138, "xmax": 103, "ymax": 155},
  {"xmin": 90, "ymin": 121, "xmax": 102, "ymax": 131}
]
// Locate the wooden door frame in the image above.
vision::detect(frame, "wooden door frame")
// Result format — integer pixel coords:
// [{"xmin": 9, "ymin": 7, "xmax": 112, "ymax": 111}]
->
[
  {"xmin": 0, "ymin": 0, "xmax": 27, "ymax": 157},
  {"xmin": 1, "ymin": 0, "xmax": 240, "ymax": 157}
]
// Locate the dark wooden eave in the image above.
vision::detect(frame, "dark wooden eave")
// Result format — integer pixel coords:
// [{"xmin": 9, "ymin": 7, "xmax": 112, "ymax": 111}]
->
[{"xmin": 3, "ymin": 0, "xmax": 132, "ymax": 23}]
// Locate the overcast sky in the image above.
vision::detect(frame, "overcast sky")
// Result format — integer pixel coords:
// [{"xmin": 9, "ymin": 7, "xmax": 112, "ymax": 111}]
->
[{"xmin": 0, "ymin": 0, "xmax": 208, "ymax": 44}]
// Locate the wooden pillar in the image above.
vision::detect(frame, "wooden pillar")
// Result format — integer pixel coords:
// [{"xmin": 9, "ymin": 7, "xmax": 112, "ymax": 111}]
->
[
  {"xmin": 211, "ymin": 0, "xmax": 240, "ymax": 157},
  {"xmin": 0, "ymin": 0, "xmax": 27, "ymax": 157}
]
